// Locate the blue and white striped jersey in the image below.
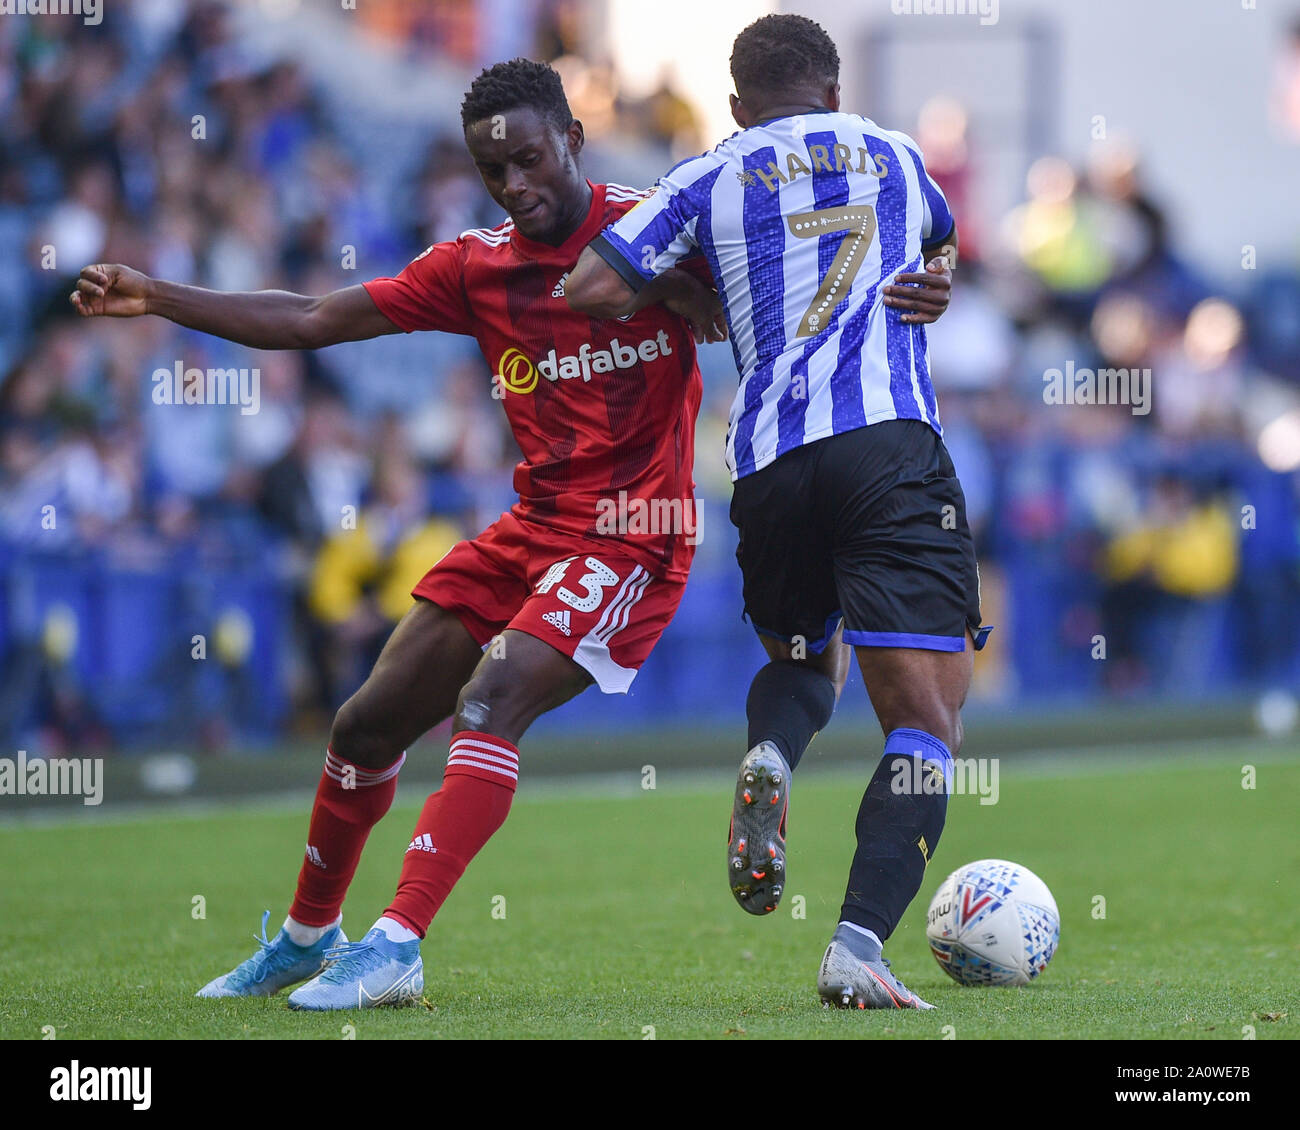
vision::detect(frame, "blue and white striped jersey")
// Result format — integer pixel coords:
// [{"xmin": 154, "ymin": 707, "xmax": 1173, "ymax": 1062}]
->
[{"xmin": 590, "ymin": 109, "xmax": 955, "ymax": 480}]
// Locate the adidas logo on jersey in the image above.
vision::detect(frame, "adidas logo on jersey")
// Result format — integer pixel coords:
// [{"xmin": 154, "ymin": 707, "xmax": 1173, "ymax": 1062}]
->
[
  {"xmin": 405, "ymin": 833, "xmax": 438, "ymax": 855},
  {"xmin": 305, "ymin": 844, "xmax": 326, "ymax": 870},
  {"xmin": 542, "ymin": 609, "xmax": 572, "ymax": 636},
  {"xmin": 552, "ymin": 273, "xmax": 568, "ymax": 298}
]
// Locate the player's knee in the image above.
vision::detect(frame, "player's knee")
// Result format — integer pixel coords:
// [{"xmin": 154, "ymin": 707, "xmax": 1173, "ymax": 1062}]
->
[
  {"xmin": 329, "ymin": 698, "xmax": 402, "ymax": 770},
  {"xmin": 453, "ymin": 659, "xmax": 527, "ymax": 737},
  {"xmin": 453, "ymin": 659, "xmax": 587, "ymax": 742},
  {"xmin": 923, "ymin": 705, "xmax": 962, "ymax": 754},
  {"xmin": 930, "ymin": 707, "xmax": 962, "ymax": 754},
  {"xmin": 453, "ymin": 687, "xmax": 496, "ymax": 735}
]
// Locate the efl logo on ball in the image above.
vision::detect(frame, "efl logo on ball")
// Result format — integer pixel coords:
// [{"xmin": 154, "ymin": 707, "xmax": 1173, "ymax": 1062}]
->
[{"xmin": 926, "ymin": 859, "xmax": 1060, "ymax": 986}]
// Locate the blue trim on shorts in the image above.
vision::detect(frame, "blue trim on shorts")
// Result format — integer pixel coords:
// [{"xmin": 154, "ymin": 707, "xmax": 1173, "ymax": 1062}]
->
[
  {"xmin": 842, "ymin": 630, "xmax": 966, "ymax": 651},
  {"xmin": 752, "ymin": 611, "xmax": 844, "ymax": 655}
]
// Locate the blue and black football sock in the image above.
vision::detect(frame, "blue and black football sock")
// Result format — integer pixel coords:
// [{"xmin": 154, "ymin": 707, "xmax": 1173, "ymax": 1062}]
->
[
  {"xmin": 840, "ymin": 728, "xmax": 952, "ymax": 942},
  {"xmin": 745, "ymin": 659, "xmax": 837, "ymax": 771}
]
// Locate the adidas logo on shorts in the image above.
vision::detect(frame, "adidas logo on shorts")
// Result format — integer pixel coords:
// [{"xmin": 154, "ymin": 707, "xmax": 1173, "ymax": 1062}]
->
[
  {"xmin": 542, "ymin": 609, "xmax": 572, "ymax": 636},
  {"xmin": 405, "ymin": 833, "xmax": 438, "ymax": 855},
  {"xmin": 551, "ymin": 273, "xmax": 568, "ymax": 299}
]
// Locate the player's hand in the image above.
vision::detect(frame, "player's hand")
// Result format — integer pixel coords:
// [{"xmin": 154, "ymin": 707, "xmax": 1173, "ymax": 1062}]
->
[
  {"xmin": 663, "ymin": 277, "xmax": 728, "ymax": 345},
  {"xmin": 69, "ymin": 263, "xmax": 153, "ymax": 318},
  {"xmin": 883, "ymin": 255, "xmax": 952, "ymax": 324}
]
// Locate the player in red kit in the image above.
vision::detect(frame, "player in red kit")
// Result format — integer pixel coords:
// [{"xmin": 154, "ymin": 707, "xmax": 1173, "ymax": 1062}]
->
[{"xmin": 70, "ymin": 59, "xmax": 725, "ymax": 1010}]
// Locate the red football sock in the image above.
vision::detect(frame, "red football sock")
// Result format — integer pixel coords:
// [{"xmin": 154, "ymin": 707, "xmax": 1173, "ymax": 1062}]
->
[
  {"xmin": 288, "ymin": 747, "xmax": 405, "ymax": 928},
  {"xmin": 383, "ymin": 731, "xmax": 519, "ymax": 938}
]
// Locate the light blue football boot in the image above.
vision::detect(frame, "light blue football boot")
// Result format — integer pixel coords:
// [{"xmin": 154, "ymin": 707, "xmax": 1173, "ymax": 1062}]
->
[
  {"xmin": 196, "ymin": 910, "xmax": 346, "ymax": 998},
  {"xmin": 287, "ymin": 927, "xmax": 423, "ymax": 1010}
]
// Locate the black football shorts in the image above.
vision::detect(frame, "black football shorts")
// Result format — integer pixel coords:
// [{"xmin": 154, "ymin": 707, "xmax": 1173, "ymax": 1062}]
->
[{"xmin": 729, "ymin": 419, "xmax": 989, "ymax": 654}]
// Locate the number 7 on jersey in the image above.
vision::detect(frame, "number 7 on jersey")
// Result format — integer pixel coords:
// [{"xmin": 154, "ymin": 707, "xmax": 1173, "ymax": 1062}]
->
[{"xmin": 786, "ymin": 205, "xmax": 877, "ymax": 338}]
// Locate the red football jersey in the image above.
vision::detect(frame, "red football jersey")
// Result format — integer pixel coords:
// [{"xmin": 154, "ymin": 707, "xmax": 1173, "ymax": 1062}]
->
[{"xmin": 363, "ymin": 181, "xmax": 703, "ymax": 582}]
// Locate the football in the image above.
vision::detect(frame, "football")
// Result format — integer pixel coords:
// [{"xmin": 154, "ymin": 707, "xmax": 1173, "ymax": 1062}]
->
[{"xmin": 925, "ymin": 859, "xmax": 1060, "ymax": 987}]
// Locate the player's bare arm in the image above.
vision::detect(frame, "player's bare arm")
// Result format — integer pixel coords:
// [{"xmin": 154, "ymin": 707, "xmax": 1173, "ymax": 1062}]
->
[
  {"xmin": 567, "ymin": 251, "xmax": 727, "ymax": 344},
  {"xmin": 70, "ymin": 264, "xmax": 401, "ymax": 349},
  {"xmin": 882, "ymin": 226, "xmax": 958, "ymax": 325}
]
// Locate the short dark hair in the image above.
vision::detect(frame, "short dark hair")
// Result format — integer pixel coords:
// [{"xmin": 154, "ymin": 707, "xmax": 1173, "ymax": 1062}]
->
[
  {"xmin": 730, "ymin": 14, "xmax": 839, "ymax": 99},
  {"xmin": 460, "ymin": 58, "xmax": 573, "ymax": 135}
]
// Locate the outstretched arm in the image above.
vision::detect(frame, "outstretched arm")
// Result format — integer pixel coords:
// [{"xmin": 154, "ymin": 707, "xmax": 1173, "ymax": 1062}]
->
[
  {"xmin": 567, "ymin": 250, "xmax": 727, "ymax": 344},
  {"xmin": 70, "ymin": 263, "xmax": 402, "ymax": 350}
]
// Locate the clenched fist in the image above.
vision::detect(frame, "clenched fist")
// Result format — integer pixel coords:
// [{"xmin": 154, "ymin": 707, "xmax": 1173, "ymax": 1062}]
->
[{"xmin": 70, "ymin": 264, "xmax": 153, "ymax": 318}]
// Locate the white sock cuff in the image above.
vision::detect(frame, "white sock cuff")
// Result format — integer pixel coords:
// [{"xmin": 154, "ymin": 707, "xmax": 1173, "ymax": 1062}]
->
[
  {"xmin": 839, "ymin": 921, "xmax": 883, "ymax": 949},
  {"xmin": 284, "ymin": 913, "xmax": 341, "ymax": 947},
  {"xmin": 374, "ymin": 915, "xmax": 420, "ymax": 944},
  {"xmin": 325, "ymin": 748, "xmax": 406, "ymax": 787}
]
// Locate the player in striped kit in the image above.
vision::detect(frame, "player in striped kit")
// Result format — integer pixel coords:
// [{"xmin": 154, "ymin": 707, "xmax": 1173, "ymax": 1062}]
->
[
  {"xmin": 72, "ymin": 60, "xmax": 725, "ymax": 1010},
  {"xmin": 568, "ymin": 14, "xmax": 984, "ymax": 1010}
]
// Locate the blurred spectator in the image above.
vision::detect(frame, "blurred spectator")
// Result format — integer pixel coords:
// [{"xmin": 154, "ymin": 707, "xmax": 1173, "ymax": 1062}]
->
[
  {"xmin": 916, "ymin": 95, "xmax": 981, "ymax": 264},
  {"xmin": 308, "ymin": 445, "xmax": 462, "ymax": 702},
  {"xmin": 999, "ymin": 156, "xmax": 1114, "ymax": 327},
  {"xmin": 637, "ymin": 66, "xmax": 704, "ymax": 158},
  {"xmin": 1101, "ymin": 476, "xmax": 1239, "ymax": 694},
  {"xmin": 1150, "ymin": 298, "xmax": 1247, "ymax": 441}
]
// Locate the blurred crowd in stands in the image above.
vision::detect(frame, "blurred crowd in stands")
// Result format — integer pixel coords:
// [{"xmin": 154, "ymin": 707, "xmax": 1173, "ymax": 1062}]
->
[{"xmin": 2, "ymin": 0, "xmax": 1299, "ymax": 751}]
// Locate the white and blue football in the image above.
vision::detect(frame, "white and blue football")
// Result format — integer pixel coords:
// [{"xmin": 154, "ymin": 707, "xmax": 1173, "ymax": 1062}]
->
[{"xmin": 926, "ymin": 859, "xmax": 1060, "ymax": 987}]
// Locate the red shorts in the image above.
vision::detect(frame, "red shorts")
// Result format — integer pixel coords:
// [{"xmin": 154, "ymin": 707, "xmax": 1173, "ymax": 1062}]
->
[{"xmin": 412, "ymin": 510, "xmax": 686, "ymax": 694}]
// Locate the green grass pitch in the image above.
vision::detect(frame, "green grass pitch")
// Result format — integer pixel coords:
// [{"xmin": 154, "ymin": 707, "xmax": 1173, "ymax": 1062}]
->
[{"xmin": 1, "ymin": 744, "xmax": 1295, "ymax": 1040}]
